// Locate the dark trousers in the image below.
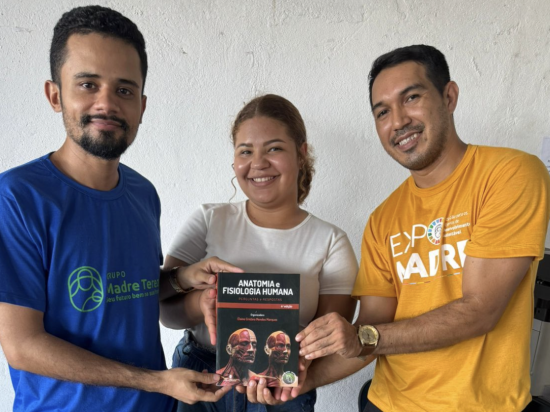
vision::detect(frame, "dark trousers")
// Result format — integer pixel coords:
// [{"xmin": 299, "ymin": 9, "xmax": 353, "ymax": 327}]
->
[
  {"xmin": 362, "ymin": 401, "xmax": 383, "ymax": 412},
  {"xmin": 362, "ymin": 399, "xmax": 540, "ymax": 412}
]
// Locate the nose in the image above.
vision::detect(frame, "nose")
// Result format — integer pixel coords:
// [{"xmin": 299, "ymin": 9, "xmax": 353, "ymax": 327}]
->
[
  {"xmin": 391, "ymin": 106, "xmax": 412, "ymax": 132},
  {"xmin": 251, "ymin": 151, "xmax": 269, "ymax": 169},
  {"xmin": 93, "ymin": 87, "xmax": 120, "ymax": 115}
]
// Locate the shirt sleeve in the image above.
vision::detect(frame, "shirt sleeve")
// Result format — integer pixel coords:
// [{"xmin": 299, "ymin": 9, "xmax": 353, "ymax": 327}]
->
[
  {"xmin": 352, "ymin": 215, "xmax": 396, "ymax": 299},
  {"xmin": 465, "ymin": 154, "xmax": 550, "ymax": 260},
  {"xmin": 166, "ymin": 206, "xmax": 209, "ymax": 265},
  {"xmin": 0, "ymin": 194, "xmax": 47, "ymax": 312},
  {"xmin": 318, "ymin": 233, "xmax": 358, "ymax": 295}
]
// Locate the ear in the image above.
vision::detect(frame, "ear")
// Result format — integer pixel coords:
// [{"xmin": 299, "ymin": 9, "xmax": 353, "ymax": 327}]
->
[
  {"xmin": 45, "ymin": 80, "xmax": 62, "ymax": 113},
  {"xmin": 139, "ymin": 95, "xmax": 147, "ymax": 124},
  {"xmin": 299, "ymin": 142, "xmax": 307, "ymax": 158},
  {"xmin": 226, "ymin": 344, "xmax": 232, "ymax": 355},
  {"xmin": 444, "ymin": 81, "xmax": 459, "ymax": 115},
  {"xmin": 264, "ymin": 345, "xmax": 271, "ymax": 356}
]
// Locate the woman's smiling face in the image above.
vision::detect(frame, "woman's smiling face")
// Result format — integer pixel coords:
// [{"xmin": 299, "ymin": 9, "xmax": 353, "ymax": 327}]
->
[{"xmin": 233, "ymin": 116, "xmax": 302, "ymax": 209}]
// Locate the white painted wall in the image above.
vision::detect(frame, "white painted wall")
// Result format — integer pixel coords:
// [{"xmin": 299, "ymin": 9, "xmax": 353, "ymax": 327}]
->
[{"xmin": 1, "ymin": 0, "xmax": 549, "ymax": 410}]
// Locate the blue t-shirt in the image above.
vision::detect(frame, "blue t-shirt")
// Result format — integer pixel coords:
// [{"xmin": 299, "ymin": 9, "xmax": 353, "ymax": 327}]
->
[{"xmin": 0, "ymin": 155, "xmax": 175, "ymax": 412}]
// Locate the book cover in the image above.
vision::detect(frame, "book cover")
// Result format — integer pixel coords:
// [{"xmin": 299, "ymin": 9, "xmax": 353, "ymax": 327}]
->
[{"xmin": 216, "ymin": 272, "xmax": 300, "ymax": 387}]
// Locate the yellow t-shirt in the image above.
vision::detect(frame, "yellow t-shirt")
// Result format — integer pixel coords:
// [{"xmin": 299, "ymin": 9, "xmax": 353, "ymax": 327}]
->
[{"xmin": 353, "ymin": 145, "xmax": 550, "ymax": 412}]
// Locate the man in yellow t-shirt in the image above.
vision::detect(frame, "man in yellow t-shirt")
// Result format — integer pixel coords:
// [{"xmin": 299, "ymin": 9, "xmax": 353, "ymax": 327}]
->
[{"xmin": 281, "ymin": 45, "xmax": 550, "ymax": 411}]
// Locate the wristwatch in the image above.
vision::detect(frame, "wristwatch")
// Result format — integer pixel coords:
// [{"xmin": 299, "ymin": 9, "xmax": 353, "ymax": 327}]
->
[
  {"xmin": 356, "ymin": 325, "xmax": 380, "ymax": 360},
  {"xmin": 169, "ymin": 267, "xmax": 195, "ymax": 294}
]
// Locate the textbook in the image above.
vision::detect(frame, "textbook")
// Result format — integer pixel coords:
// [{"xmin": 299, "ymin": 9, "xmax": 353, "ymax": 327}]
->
[{"xmin": 216, "ymin": 272, "xmax": 300, "ymax": 387}]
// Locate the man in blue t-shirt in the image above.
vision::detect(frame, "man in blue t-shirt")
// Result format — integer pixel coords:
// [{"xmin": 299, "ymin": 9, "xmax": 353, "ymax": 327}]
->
[{"xmin": 0, "ymin": 6, "xmax": 237, "ymax": 411}]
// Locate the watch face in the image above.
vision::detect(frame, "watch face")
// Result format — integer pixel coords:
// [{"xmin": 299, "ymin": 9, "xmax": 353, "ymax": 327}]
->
[
  {"xmin": 366, "ymin": 329, "xmax": 376, "ymax": 342},
  {"xmin": 359, "ymin": 326, "xmax": 379, "ymax": 346}
]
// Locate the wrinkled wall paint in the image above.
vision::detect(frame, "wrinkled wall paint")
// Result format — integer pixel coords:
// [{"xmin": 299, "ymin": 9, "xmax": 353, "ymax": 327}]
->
[{"xmin": 1, "ymin": 0, "xmax": 549, "ymax": 410}]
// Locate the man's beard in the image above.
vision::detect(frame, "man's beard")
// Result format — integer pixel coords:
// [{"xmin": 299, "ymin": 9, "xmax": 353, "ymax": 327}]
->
[
  {"xmin": 389, "ymin": 107, "xmax": 450, "ymax": 171},
  {"xmin": 69, "ymin": 114, "xmax": 132, "ymax": 160}
]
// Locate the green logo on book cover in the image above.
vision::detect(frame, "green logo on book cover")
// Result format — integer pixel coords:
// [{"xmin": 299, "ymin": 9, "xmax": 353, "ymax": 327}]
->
[
  {"xmin": 282, "ymin": 371, "xmax": 297, "ymax": 385},
  {"xmin": 68, "ymin": 266, "xmax": 104, "ymax": 312}
]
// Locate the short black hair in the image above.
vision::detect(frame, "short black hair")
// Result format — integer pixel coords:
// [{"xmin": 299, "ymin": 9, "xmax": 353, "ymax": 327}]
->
[
  {"xmin": 50, "ymin": 5, "xmax": 147, "ymax": 91},
  {"xmin": 368, "ymin": 45, "xmax": 450, "ymax": 108}
]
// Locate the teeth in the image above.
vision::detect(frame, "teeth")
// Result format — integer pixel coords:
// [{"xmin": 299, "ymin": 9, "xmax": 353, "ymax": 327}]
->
[
  {"xmin": 398, "ymin": 133, "xmax": 419, "ymax": 146},
  {"xmin": 252, "ymin": 177, "xmax": 274, "ymax": 182}
]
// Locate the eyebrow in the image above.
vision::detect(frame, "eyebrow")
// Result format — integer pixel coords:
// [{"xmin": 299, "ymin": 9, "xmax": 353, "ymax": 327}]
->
[
  {"xmin": 371, "ymin": 83, "xmax": 427, "ymax": 113},
  {"xmin": 73, "ymin": 72, "xmax": 140, "ymax": 89},
  {"xmin": 235, "ymin": 139, "xmax": 287, "ymax": 149}
]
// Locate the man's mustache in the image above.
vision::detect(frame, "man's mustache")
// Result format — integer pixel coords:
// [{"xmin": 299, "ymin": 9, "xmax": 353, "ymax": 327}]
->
[
  {"xmin": 80, "ymin": 114, "xmax": 129, "ymax": 132},
  {"xmin": 392, "ymin": 124, "xmax": 425, "ymax": 143}
]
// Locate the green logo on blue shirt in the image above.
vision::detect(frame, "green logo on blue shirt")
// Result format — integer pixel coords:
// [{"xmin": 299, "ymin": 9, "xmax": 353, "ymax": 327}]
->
[{"xmin": 68, "ymin": 266, "xmax": 104, "ymax": 312}]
